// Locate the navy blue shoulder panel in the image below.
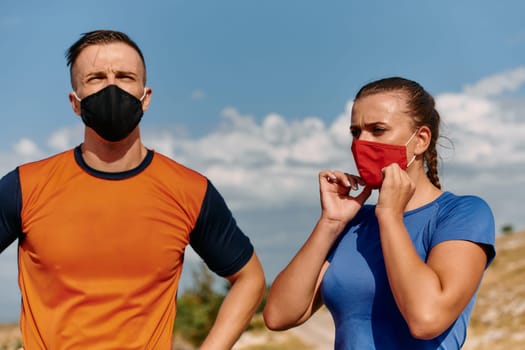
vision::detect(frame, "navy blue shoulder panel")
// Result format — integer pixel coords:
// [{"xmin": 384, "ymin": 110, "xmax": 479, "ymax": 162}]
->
[
  {"xmin": 190, "ymin": 180, "xmax": 253, "ymax": 277},
  {"xmin": 0, "ymin": 168, "xmax": 22, "ymax": 253}
]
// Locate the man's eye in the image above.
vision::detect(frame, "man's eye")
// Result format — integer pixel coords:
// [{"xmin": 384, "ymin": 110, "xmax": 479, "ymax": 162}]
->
[
  {"xmin": 87, "ymin": 76, "xmax": 103, "ymax": 82},
  {"xmin": 118, "ymin": 75, "xmax": 135, "ymax": 81}
]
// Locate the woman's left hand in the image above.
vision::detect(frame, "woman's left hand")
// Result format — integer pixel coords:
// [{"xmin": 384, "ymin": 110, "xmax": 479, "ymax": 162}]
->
[{"xmin": 376, "ymin": 163, "xmax": 415, "ymax": 216}]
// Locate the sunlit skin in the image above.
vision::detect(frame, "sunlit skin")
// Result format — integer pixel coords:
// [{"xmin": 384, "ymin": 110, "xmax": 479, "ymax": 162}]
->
[{"xmin": 264, "ymin": 92, "xmax": 488, "ymax": 340}]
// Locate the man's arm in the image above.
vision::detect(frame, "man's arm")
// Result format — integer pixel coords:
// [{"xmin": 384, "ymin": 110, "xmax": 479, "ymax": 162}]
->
[{"xmin": 200, "ymin": 252, "xmax": 265, "ymax": 350}]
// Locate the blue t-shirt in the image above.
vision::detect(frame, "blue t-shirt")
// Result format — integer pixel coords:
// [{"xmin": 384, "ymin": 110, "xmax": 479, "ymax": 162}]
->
[{"xmin": 321, "ymin": 192, "xmax": 496, "ymax": 350}]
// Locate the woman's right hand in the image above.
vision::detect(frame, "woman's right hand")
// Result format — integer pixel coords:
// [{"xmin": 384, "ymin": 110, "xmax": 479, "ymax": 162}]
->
[
  {"xmin": 264, "ymin": 170, "xmax": 371, "ymax": 330},
  {"xmin": 318, "ymin": 170, "xmax": 372, "ymax": 231}
]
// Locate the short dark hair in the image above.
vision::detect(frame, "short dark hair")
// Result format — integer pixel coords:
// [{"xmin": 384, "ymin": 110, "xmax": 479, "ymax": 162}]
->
[{"xmin": 66, "ymin": 30, "xmax": 147, "ymax": 86}]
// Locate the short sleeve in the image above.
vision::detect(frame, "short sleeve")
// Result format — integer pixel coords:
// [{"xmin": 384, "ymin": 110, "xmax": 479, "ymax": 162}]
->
[
  {"xmin": 433, "ymin": 195, "xmax": 496, "ymax": 267},
  {"xmin": 189, "ymin": 180, "xmax": 254, "ymax": 277},
  {"xmin": 0, "ymin": 168, "xmax": 23, "ymax": 253}
]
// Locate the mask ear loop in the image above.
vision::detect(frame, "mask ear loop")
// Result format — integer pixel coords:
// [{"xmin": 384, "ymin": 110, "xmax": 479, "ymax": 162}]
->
[
  {"xmin": 406, "ymin": 154, "xmax": 417, "ymax": 168},
  {"xmin": 404, "ymin": 128, "xmax": 419, "ymax": 146},
  {"xmin": 139, "ymin": 88, "xmax": 147, "ymax": 102},
  {"xmin": 73, "ymin": 89, "xmax": 146, "ymax": 102},
  {"xmin": 405, "ymin": 128, "xmax": 419, "ymax": 168}
]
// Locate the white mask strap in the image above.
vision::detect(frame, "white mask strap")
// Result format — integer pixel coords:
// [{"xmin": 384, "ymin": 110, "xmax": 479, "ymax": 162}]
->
[
  {"xmin": 407, "ymin": 155, "xmax": 416, "ymax": 168},
  {"xmin": 404, "ymin": 129, "xmax": 419, "ymax": 146},
  {"xmin": 405, "ymin": 128, "xmax": 419, "ymax": 168},
  {"xmin": 139, "ymin": 88, "xmax": 147, "ymax": 102},
  {"xmin": 73, "ymin": 89, "xmax": 147, "ymax": 102}
]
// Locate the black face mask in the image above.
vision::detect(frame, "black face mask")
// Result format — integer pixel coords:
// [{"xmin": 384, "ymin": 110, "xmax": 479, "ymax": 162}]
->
[{"xmin": 76, "ymin": 85, "xmax": 145, "ymax": 142}]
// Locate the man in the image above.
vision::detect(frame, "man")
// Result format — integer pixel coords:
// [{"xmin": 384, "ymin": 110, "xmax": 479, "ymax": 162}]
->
[{"xmin": 0, "ymin": 30, "xmax": 265, "ymax": 349}]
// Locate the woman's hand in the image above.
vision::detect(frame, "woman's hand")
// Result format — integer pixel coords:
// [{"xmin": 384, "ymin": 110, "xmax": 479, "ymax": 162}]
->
[
  {"xmin": 318, "ymin": 170, "xmax": 372, "ymax": 230},
  {"xmin": 264, "ymin": 170, "xmax": 371, "ymax": 330},
  {"xmin": 376, "ymin": 163, "xmax": 416, "ymax": 217}
]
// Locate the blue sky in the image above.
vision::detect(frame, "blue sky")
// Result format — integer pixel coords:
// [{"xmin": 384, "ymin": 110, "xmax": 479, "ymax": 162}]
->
[{"xmin": 1, "ymin": 0, "xmax": 524, "ymax": 322}]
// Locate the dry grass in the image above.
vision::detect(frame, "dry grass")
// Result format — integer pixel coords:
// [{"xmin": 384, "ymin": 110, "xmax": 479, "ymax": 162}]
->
[
  {"xmin": 0, "ymin": 323, "xmax": 22, "ymax": 350},
  {"xmin": 462, "ymin": 230, "xmax": 525, "ymax": 349}
]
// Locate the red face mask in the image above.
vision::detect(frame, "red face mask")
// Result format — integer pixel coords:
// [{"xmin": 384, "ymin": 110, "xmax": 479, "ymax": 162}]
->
[{"xmin": 351, "ymin": 132, "xmax": 417, "ymax": 189}]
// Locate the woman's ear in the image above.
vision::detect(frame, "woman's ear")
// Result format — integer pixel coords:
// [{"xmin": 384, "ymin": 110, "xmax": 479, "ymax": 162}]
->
[{"xmin": 414, "ymin": 126, "xmax": 431, "ymax": 155}]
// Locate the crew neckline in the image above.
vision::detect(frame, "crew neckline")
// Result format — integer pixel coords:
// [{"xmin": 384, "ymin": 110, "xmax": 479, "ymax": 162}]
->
[{"xmin": 74, "ymin": 144, "xmax": 154, "ymax": 180}]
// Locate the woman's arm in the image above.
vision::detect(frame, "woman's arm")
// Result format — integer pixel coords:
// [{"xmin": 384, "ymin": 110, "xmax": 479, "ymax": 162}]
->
[
  {"xmin": 377, "ymin": 163, "xmax": 490, "ymax": 339},
  {"xmin": 263, "ymin": 220, "xmax": 337, "ymax": 330},
  {"xmin": 378, "ymin": 214, "xmax": 487, "ymax": 339},
  {"xmin": 264, "ymin": 170, "xmax": 371, "ymax": 330}
]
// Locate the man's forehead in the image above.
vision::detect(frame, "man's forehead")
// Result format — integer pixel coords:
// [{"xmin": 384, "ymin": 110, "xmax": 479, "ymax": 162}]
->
[{"xmin": 74, "ymin": 43, "xmax": 144, "ymax": 73}]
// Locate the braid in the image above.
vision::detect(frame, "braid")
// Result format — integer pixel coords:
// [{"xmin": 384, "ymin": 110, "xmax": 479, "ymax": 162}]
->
[
  {"xmin": 424, "ymin": 142, "xmax": 441, "ymax": 189},
  {"xmin": 422, "ymin": 105, "xmax": 442, "ymax": 189}
]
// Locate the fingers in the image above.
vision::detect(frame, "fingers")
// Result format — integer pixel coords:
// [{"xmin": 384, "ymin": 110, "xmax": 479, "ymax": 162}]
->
[
  {"xmin": 320, "ymin": 170, "xmax": 365, "ymax": 191},
  {"xmin": 381, "ymin": 163, "xmax": 410, "ymax": 187},
  {"xmin": 356, "ymin": 185, "xmax": 372, "ymax": 204}
]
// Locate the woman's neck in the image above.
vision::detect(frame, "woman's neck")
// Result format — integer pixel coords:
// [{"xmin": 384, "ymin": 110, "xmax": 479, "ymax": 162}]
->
[
  {"xmin": 405, "ymin": 176, "xmax": 443, "ymax": 212},
  {"xmin": 404, "ymin": 161, "xmax": 443, "ymax": 211}
]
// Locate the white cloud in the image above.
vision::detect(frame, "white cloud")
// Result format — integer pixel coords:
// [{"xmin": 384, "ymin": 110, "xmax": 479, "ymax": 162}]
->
[
  {"xmin": 191, "ymin": 89, "xmax": 206, "ymax": 100},
  {"xmin": 143, "ymin": 69, "xmax": 524, "ymax": 232},
  {"xmin": 437, "ymin": 71, "xmax": 525, "ymax": 166},
  {"xmin": 144, "ymin": 108, "xmax": 352, "ymax": 209},
  {"xmin": 1, "ymin": 68, "xmax": 524, "ymax": 230},
  {"xmin": 1, "ymin": 67, "xmax": 525, "ymax": 322},
  {"xmin": 47, "ymin": 126, "xmax": 83, "ymax": 151},
  {"xmin": 463, "ymin": 66, "xmax": 525, "ymax": 97},
  {"xmin": 13, "ymin": 138, "xmax": 43, "ymax": 158}
]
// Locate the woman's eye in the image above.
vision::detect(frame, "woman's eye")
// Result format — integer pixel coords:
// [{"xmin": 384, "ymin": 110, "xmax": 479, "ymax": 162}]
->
[{"xmin": 350, "ymin": 129, "xmax": 360, "ymax": 138}]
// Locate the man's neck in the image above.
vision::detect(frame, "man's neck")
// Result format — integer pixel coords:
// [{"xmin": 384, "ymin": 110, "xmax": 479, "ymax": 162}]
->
[{"xmin": 81, "ymin": 131, "xmax": 147, "ymax": 172}]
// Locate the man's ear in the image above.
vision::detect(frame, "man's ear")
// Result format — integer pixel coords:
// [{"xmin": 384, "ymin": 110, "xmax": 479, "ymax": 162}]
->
[
  {"xmin": 415, "ymin": 126, "xmax": 431, "ymax": 155},
  {"xmin": 141, "ymin": 87, "xmax": 153, "ymax": 112},
  {"xmin": 69, "ymin": 92, "xmax": 81, "ymax": 116}
]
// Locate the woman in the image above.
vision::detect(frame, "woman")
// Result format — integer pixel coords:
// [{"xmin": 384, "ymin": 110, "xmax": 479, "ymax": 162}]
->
[{"xmin": 263, "ymin": 77, "xmax": 496, "ymax": 349}]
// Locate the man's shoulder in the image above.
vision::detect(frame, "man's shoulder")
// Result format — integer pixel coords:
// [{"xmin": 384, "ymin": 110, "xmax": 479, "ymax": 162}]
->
[
  {"xmin": 18, "ymin": 149, "xmax": 75, "ymax": 174},
  {"xmin": 151, "ymin": 151, "xmax": 206, "ymax": 181}
]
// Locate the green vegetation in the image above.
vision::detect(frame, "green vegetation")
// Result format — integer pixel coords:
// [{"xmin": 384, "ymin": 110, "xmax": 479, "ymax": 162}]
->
[
  {"xmin": 501, "ymin": 224, "xmax": 514, "ymax": 235},
  {"xmin": 174, "ymin": 263, "xmax": 226, "ymax": 346},
  {"xmin": 173, "ymin": 262, "xmax": 268, "ymax": 347}
]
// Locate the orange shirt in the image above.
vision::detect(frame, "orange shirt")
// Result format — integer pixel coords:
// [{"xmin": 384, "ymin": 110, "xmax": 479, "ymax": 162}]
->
[{"xmin": 9, "ymin": 146, "xmax": 253, "ymax": 349}]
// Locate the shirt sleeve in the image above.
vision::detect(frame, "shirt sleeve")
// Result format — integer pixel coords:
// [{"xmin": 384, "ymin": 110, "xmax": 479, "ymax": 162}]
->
[
  {"xmin": 432, "ymin": 194, "xmax": 496, "ymax": 267},
  {"xmin": 0, "ymin": 168, "xmax": 22, "ymax": 253},
  {"xmin": 189, "ymin": 180, "xmax": 254, "ymax": 277}
]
